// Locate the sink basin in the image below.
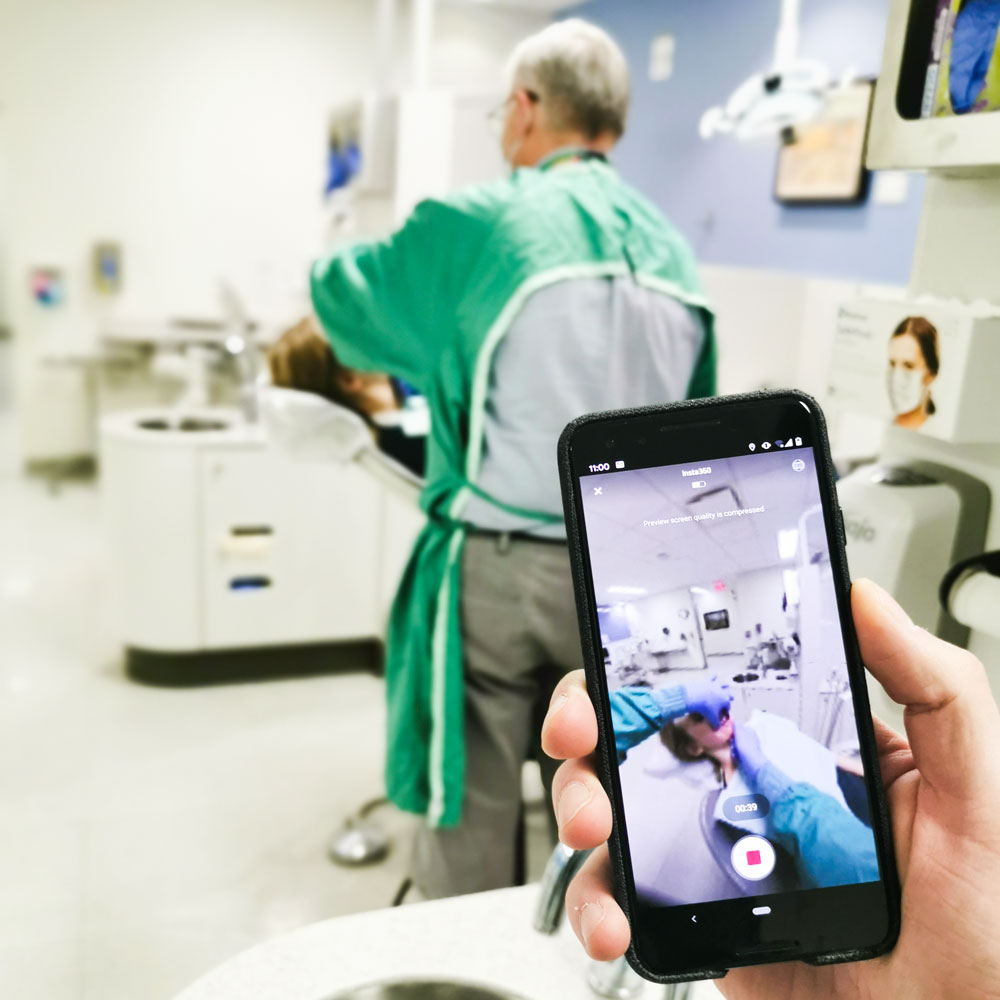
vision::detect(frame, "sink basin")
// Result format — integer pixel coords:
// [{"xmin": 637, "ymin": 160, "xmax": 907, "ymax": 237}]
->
[
  {"xmin": 101, "ymin": 407, "xmax": 263, "ymax": 456},
  {"xmin": 136, "ymin": 416, "xmax": 231, "ymax": 433},
  {"xmin": 325, "ymin": 981, "xmax": 532, "ymax": 1000}
]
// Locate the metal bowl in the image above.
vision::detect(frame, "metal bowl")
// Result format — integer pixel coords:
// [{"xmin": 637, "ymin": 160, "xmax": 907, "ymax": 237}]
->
[{"xmin": 324, "ymin": 981, "xmax": 532, "ymax": 1000}]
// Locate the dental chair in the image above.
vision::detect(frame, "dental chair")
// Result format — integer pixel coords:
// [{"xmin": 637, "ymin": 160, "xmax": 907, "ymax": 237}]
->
[
  {"xmin": 261, "ymin": 383, "xmax": 428, "ymax": 872},
  {"xmin": 259, "ymin": 383, "xmax": 426, "ymax": 641},
  {"xmin": 263, "ymin": 386, "xmax": 545, "ymax": 888},
  {"xmin": 260, "ymin": 383, "xmax": 424, "ymax": 504}
]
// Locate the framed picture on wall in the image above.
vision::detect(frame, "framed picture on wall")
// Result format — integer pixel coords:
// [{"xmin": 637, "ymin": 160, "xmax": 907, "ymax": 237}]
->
[{"xmin": 774, "ymin": 80, "xmax": 875, "ymax": 205}]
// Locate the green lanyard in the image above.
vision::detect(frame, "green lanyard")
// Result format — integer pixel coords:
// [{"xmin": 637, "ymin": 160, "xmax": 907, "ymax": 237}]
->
[{"xmin": 537, "ymin": 147, "xmax": 610, "ymax": 172}]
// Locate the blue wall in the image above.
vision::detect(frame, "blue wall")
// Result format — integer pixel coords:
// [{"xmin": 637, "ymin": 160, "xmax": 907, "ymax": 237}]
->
[{"xmin": 568, "ymin": 0, "xmax": 924, "ymax": 284}]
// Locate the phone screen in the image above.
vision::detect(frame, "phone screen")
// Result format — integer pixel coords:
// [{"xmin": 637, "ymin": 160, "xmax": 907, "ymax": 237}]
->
[{"xmin": 566, "ymin": 396, "xmax": 894, "ymax": 972}]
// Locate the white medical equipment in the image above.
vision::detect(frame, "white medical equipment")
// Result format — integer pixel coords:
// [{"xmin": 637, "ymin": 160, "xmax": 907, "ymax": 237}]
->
[
  {"xmin": 838, "ymin": 462, "xmax": 990, "ymax": 642},
  {"xmin": 100, "ymin": 389, "xmax": 424, "ymax": 684},
  {"xmin": 828, "ymin": 0, "xmax": 1000, "ymax": 725},
  {"xmin": 941, "ymin": 551, "xmax": 1000, "ymax": 643},
  {"xmin": 699, "ymin": 0, "xmax": 837, "ymax": 142}
]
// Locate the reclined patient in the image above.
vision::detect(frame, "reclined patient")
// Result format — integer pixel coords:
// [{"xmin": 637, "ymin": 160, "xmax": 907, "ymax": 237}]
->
[
  {"xmin": 610, "ymin": 682, "xmax": 879, "ymax": 904},
  {"xmin": 268, "ymin": 318, "xmax": 426, "ymax": 478}
]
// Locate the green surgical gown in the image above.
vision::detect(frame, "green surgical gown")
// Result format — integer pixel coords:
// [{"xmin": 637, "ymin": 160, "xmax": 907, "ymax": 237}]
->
[{"xmin": 311, "ymin": 153, "xmax": 716, "ymax": 827}]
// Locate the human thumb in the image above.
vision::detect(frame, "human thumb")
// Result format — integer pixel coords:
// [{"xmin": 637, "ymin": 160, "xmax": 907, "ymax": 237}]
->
[{"xmin": 852, "ymin": 577, "xmax": 1000, "ymax": 804}]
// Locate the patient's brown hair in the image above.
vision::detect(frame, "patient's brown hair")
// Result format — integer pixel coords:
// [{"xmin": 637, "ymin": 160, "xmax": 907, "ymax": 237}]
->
[
  {"xmin": 660, "ymin": 721, "xmax": 724, "ymax": 784},
  {"xmin": 268, "ymin": 318, "xmax": 342, "ymax": 402}
]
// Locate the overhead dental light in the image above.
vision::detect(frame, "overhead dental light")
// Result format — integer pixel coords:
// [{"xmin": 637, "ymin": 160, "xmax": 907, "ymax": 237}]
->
[{"xmin": 699, "ymin": 0, "xmax": 831, "ymax": 142}]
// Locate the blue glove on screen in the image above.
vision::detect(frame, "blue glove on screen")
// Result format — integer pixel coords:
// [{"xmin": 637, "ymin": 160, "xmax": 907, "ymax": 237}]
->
[
  {"xmin": 732, "ymin": 721, "xmax": 768, "ymax": 784},
  {"xmin": 679, "ymin": 675, "xmax": 733, "ymax": 729}
]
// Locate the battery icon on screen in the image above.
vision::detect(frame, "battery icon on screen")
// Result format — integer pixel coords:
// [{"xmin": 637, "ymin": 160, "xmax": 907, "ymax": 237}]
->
[{"xmin": 615, "ymin": 460, "xmax": 625, "ymax": 469}]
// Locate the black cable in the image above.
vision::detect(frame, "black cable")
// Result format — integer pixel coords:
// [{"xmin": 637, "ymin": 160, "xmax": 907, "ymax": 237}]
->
[
  {"xmin": 391, "ymin": 877, "xmax": 413, "ymax": 907},
  {"xmin": 358, "ymin": 795, "xmax": 390, "ymax": 819}
]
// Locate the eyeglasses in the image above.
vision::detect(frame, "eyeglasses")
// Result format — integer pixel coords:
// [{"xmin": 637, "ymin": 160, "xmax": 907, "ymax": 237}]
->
[{"xmin": 486, "ymin": 88, "xmax": 540, "ymax": 136}]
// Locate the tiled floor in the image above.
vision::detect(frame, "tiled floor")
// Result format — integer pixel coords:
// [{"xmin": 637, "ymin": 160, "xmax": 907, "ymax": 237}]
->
[{"xmin": 0, "ymin": 414, "xmax": 424, "ymax": 999}]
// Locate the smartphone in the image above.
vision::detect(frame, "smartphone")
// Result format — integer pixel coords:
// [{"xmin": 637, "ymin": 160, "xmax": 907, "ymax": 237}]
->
[{"xmin": 558, "ymin": 391, "xmax": 899, "ymax": 982}]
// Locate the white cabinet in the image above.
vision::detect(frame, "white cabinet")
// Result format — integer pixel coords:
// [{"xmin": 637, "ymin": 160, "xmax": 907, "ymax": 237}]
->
[
  {"xmin": 199, "ymin": 448, "xmax": 383, "ymax": 649},
  {"xmin": 101, "ymin": 409, "xmax": 421, "ymax": 665}
]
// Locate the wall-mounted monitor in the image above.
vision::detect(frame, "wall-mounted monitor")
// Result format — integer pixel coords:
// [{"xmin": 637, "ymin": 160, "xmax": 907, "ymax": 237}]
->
[{"xmin": 703, "ymin": 610, "xmax": 730, "ymax": 631}]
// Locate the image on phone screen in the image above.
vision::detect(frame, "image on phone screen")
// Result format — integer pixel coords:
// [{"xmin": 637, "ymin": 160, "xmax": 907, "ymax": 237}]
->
[{"xmin": 579, "ymin": 445, "xmax": 881, "ymax": 910}]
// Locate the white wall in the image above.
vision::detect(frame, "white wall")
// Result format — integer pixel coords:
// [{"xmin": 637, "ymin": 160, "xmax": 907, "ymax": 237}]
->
[
  {"xmin": 699, "ymin": 263, "xmax": 906, "ymax": 461},
  {"xmin": 0, "ymin": 0, "xmax": 548, "ymax": 460},
  {"xmin": 701, "ymin": 265, "xmax": 807, "ymax": 397},
  {"xmin": 734, "ymin": 567, "xmax": 790, "ymax": 640},
  {"xmin": 690, "ymin": 585, "xmax": 743, "ymax": 656},
  {"xmin": 0, "ymin": 105, "xmax": 10, "ymax": 420},
  {"xmin": 628, "ymin": 587, "xmax": 704, "ymax": 669},
  {"xmin": 0, "ymin": 110, "xmax": 8, "ymax": 333},
  {"xmin": 432, "ymin": 3, "xmax": 549, "ymax": 90}
]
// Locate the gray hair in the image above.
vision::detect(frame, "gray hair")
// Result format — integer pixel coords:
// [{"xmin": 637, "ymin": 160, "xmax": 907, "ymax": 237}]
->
[{"xmin": 505, "ymin": 18, "xmax": 630, "ymax": 139}]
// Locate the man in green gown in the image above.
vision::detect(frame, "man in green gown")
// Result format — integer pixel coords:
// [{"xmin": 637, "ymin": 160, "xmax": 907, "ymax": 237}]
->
[{"xmin": 274, "ymin": 18, "xmax": 716, "ymax": 897}]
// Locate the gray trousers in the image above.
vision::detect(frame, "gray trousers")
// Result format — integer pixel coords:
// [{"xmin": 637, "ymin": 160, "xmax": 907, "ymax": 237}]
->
[{"xmin": 411, "ymin": 533, "xmax": 583, "ymax": 898}]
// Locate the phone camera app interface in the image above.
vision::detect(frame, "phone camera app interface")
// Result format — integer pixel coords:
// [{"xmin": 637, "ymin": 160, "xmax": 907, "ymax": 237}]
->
[{"xmin": 580, "ymin": 448, "xmax": 880, "ymax": 908}]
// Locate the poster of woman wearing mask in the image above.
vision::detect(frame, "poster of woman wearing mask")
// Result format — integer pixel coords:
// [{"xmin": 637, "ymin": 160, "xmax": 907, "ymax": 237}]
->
[
  {"xmin": 826, "ymin": 299, "xmax": 1000, "ymax": 444},
  {"xmin": 887, "ymin": 316, "xmax": 939, "ymax": 430}
]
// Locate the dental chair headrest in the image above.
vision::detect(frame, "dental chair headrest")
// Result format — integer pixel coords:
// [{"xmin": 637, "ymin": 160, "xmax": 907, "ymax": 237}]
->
[
  {"xmin": 258, "ymin": 381, "xmax": 425, "ymax": 503},
  {"xmin": 258, "ymin": 382, "xmax": 373, "ymax": 464}
]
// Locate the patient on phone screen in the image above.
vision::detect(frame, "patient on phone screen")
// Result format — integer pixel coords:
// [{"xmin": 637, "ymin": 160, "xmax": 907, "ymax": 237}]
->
[{"xmin": 611, "ymin": 686, "xmax": 879, "ymax": 904}]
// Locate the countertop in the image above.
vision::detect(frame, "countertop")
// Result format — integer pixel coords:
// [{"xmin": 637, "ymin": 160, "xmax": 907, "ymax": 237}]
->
[
  {"xmin": 173, "ymin": 885, "xmax": 724, "ymax": 1000},
  {"xmin": 101, "ymin": 318, "xmax": 281, "ymax": 347},
  {"xmin": 99, "ymin": 407, "xmax": 266, "ymax": 449}
]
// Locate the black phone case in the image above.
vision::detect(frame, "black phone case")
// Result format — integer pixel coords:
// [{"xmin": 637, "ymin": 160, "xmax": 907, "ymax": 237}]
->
[{"xmin": 557, "ymin": 389, "xmax": 901, "ymax": 984}]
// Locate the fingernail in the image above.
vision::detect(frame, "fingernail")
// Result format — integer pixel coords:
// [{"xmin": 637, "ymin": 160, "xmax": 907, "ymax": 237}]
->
[
  {"xmin": 556, "ymin": 780, "xmax": 593, "ymax": 827},
  {"xmin": 549, "ymin": 691, "xmax": 569, "ymax": 714},
  {"xmin": 580, "ymin": 901, "xmax": 606, "ymax": 947}
]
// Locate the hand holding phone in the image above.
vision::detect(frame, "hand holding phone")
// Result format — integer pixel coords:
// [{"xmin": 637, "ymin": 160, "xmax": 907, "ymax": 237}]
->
[
  {"xmin": 557, "ymin": 392, "xmax": 895, "ymax": 979},
  {"xmin": 544, "ymin": 577, "xmax": 1000, "ymax": 998}
]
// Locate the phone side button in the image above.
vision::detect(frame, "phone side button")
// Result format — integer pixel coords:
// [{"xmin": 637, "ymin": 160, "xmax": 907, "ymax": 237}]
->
[{"xmin": 752, "ymin": 906, "xmax": 771, "ymax": 916}]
